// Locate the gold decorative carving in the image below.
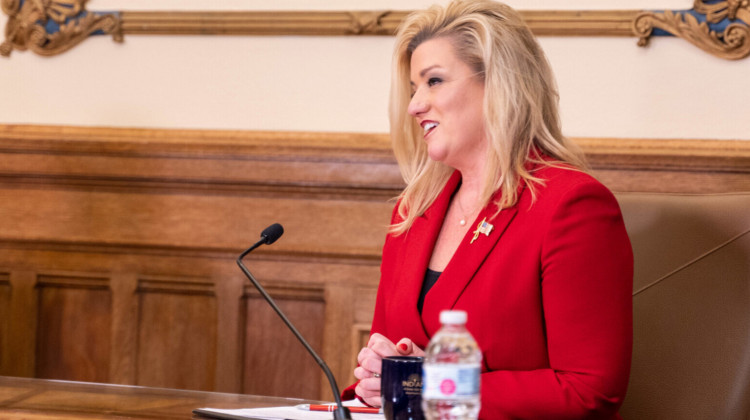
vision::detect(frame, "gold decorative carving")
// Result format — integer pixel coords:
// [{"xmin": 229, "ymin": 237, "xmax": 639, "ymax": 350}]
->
[
  {"xmin": 1, "ymin": 0, "xmax": 122, "ymax": 57},
  {"xmin": 2, "ymin": 5, "xmax": 748, "ymax": 59},
  {"xmin": 633, "ymin": 0, "xmax": 750, "ymax": 60},
  {"xmin": 520, "ymin": 10, "xmax": 638, "ymax": 37},
  {"xmin": 694, "ymin": 0, "xmax": 750, "ymax": 23},
  {"xmin": 346, "ymin": 11, "xmax": 396, "ymax": 35},
  {"xmin": 117, "ymin": 10, "xmax": 635, "ymax": 37},
  {"xmin": 117, "ymin": 10, "xmax": 409, "ymax": 36}
]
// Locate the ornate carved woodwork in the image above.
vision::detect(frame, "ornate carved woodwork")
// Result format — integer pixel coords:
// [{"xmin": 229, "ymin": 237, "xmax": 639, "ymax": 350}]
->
[
  {"xmin": 0, "ymin": 0, "xmax": 121, "ymax": 57},
  {"xmin": 3, "ymin": 2, "xmax": 748, "ymax": 59},
  {"xmin": 117, "ymin": 10, "xmax": 409, "ymax": 37},
  {"xmin": 115, "ymin": 10, "xmax": 639, "ymax": 38},
  {"xmin": 634, "ymin": 0, "xmax": 750, "ymax": 60}
]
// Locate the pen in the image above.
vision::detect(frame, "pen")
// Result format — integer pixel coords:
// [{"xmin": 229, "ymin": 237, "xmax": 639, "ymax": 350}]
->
[{"xmin": 296, "ymin": 404, "xmax": 381, "ymax": 414}]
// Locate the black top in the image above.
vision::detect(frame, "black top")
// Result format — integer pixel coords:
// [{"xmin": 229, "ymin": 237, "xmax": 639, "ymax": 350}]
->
[{"xmin": 417, "ymin": 268, "xmax": 442, "ymax": 314}]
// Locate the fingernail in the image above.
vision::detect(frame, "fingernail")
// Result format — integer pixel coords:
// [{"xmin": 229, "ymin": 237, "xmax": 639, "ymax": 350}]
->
[{"xmin": 399, "ymin": 343, "xmax": 408, "ymax": 351}]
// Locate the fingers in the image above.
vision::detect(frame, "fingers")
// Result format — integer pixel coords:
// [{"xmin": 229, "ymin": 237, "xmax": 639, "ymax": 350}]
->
[
  {"xmin": 395, "ymin": 338, "xmax": 412, "ymax": 355},
  {"xmin": 367, "ymin": 333, "xmax": 399, "ymax": 359},
  {"xmin": 354, "ymin": 366, "xmax": 381, "ymax": 381},
  {"xmin": 354, "ymin": 377, "xmax": 382, "ymax": 408},
  {"xmin": 357, "ymin": 347, "xmax": 384, "ymax": 374},
  {"xmin": 362, "ymin": 395, "xmax": 382, "ymax": 407},
  {"xmin": 354, "ymin": 333, "xmax": 422, "ymax": 408},
  {"xmin": 356, "ymin": 333, "xmax": 400, "ymax": 377},
  {"xmin": 395, "ymin": 338, "xmax": 426, "ymax": 357}
]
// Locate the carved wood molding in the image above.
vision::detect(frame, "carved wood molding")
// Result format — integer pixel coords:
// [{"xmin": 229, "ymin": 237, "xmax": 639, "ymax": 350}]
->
[
  {"xmin": 0, "ymin": 124, "xmax": 747, "ymax": 287},
  {"xmin": 118, "ymin": 10, "xmax": 409, "ymax": 37},
  {"xmin": 138, "ymin": 277, "xmax": 215, "ymax": 296},
  {"xmin": 0, "ymin": 124, "xmax": 747, "ymax": 179},
  {"xmin": 1, "ymin": 4, "xmax": 640, "ymax": 57},
  {"xmin": 116, "ymin": 10, "xmax": 639, "ymax": 38},
  {"xmin": 243, "ymin": 282, "xmax": 324, "ymax": 302},
  {"xmin": 634, "ymin": 0, "xmax": 750, "ymax": 60},
  {"xmin": 4, "ymin": 2, "xmax": 746, "ymax": 60},
  {"xmin": 576, "ymin": 137, "xmax": 750, "ymax": 173},
  {"xmin": 37, "ymin": 272, "xmax": 109, "ymax": 289},
  {"xmin": 0, "ymin": 0, "xmax": 121, "ymax": 57}
]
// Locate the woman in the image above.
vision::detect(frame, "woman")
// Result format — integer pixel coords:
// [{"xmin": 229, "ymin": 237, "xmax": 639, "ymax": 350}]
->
[{"xmin": 344, "ymin": 1, "xmax": 633, "ymax": 418}]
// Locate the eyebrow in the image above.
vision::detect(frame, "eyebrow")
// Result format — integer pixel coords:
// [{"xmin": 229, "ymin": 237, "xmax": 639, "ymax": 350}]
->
[
  {"xmin": 419, "ymin": 64, "xmax": 441, "ymax": 78},
  {"xmin": 410, "ymin": 64, "xmax": 442, "ymax": 87}
]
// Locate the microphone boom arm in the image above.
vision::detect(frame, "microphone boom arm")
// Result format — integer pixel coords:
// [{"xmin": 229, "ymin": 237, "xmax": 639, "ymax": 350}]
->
[{"xmin": 237, "ymin": 243, "xmax": 352, "ymax": 420}]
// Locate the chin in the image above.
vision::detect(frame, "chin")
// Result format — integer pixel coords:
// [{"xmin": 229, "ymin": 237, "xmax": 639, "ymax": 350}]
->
[{"xmin": 426, "ymin": 147, "xmax": 449, "ymax": 164}]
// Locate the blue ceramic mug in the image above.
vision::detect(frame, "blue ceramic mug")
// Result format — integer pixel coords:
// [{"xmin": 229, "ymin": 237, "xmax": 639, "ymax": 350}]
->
[{"xmin": 381, "ymin": 356, "xmax": 424, "ymax": 420}]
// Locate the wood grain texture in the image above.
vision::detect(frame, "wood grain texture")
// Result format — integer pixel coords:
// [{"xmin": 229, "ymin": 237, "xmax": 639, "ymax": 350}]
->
[
  {"xmin": 242, "ymin": 283, "xmax": 325, "ymax": 400},
  {"xmin": 4, "ymin": 271, "xmax": 38, "ymax": 378},
  {"xmin": 136, "ymin": 277, "xmax": 217, "ymax": 391},
  {"xmin": 0, "ymin": 272, "xmax": 10, "ymax": 375},
  {"xmin": 117, "ymin": 10, "xmax": 639, "ymax": 37},
  {"xmin": 35, "ymin": 273, "xmax": 111, "ymax": 383},
  {"xmin": 0, "ymin": 376, "xmax": 324, "ymax": 419},
  {"xmin": 109, "ymin": 272, "xmax": 138, "ymax": 385},
  {"xmin": 0, "ymin": 124, "xmax": 747, "ymax": 400}
]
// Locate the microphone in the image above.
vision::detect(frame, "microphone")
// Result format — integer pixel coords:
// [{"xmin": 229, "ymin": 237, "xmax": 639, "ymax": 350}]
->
[{"xmin": 237, "ymin": 223, "xmax": 352, "ymax": 420}]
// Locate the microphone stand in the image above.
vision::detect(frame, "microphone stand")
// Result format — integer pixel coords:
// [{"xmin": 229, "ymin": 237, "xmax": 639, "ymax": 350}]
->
[{"xmin": 237, "ymin": 234, "xmax": 352, "ymax": 420}]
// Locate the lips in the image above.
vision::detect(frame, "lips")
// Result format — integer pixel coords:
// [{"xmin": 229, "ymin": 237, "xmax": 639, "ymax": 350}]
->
[{"xmin": 421, "ymin": 120, "xmax": 439, "ymax": 137}]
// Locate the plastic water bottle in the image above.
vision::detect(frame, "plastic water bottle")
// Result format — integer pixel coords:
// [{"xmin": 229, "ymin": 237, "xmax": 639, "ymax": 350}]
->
[{"xmin": 422, "ymin": 310, "xmax": 481, "ymax": 420}]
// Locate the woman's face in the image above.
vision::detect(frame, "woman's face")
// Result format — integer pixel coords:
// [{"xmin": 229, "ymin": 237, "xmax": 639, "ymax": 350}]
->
[{"xmin": 408, "ymin": 37, "xmax": 487, "ymax": 171}]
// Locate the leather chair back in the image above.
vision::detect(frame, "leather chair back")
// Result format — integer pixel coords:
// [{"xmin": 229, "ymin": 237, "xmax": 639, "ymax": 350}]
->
[{"xmin": 616, "ymin": 192, "xmax": 750, "ymax": 419}]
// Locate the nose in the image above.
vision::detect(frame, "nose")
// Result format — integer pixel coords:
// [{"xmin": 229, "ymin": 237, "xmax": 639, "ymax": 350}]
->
[{"xmin": 407, "ymin": 87, "xmax": 428, "ymax": 117}]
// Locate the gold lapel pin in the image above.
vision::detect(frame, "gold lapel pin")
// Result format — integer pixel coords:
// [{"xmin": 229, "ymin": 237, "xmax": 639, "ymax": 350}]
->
[{"xmin": 471, "ymin": 217, "xmax": 494, "ymax": 244}]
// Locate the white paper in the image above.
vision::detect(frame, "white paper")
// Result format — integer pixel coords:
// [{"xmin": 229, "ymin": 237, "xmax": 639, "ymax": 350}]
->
[{"xmin": 195, "ymin": 402, "xmax": 385, "ymax": 420}]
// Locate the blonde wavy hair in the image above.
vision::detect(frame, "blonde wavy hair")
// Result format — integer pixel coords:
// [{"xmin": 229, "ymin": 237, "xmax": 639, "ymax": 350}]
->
[{"xmin": 389, "ymin": 0, "xmax": 587, "ymax": 234}]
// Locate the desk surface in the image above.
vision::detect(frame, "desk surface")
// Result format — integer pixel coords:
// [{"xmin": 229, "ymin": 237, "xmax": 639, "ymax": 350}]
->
[{"xmin": 0, "ymin": 376, "xmax": 314, "ymax": 419}]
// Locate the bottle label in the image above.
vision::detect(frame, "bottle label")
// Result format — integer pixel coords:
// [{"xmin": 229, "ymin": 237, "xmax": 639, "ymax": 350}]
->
[{"xmin": 422, "ymin": 363, "xmax": 480, "ymax": 400}]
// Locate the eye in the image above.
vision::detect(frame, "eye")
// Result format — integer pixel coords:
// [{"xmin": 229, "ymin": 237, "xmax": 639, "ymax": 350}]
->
[{"xmin": 427, "ymin": 77, "xmax": 443, "ymax": 87}]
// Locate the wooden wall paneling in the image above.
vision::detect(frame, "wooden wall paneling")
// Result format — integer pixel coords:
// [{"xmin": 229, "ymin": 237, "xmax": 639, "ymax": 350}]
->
[
  {"xmin": 34, "ymin": 273, "xmax": 111, "ymax": 383},
  {"xmin": 0, "ymin": 187, "xmax": 393, "ymax": 259},
  {"xmin": 578, "ymin": 137, "xmax": 750, "ymax": 193},
  {"xmin": 593, "ymin": 169, "xmax": 750, "ymax": 194},
  {"xmin": 345, "ymin": 288, "xmax": 378, "ymax": 391},
  {"xmin": 322, "ymin": 278, "xmax": 380, "ymax": 400},
  {"xmin": 322, "ymin": 278, "xmax": 356, "ymax": 401},
  {"xmin": 4, "ymin": 271, "xmax": 38, "ymax": 377},
  {"xmin": 241, "ymin": 281, "xmax": 325, "ymax": 400},
  {"xmin": 245, "ymin": 256, "xmax": 382, "ymax": 400},
  {"xmin": 109, "ymin": 272, "xmax": 139, "ymax": 385},
  {"xmin": 214, "ymin": 274, "xmax": 244, "ymax": 393},
  {"xmin": 0, "ymin": 272, "xmax": 10, "ymax": 374},
  {"xmin": 0, "ymin": 125, "xmax": 748, "ymax": 398},
  {"xmin": 348, "ymin": 322, "xmax": 372, "ymax": 390},
  {"xmin": 135, "ymin": 277, "xmax": 218, "ymax": 391}
]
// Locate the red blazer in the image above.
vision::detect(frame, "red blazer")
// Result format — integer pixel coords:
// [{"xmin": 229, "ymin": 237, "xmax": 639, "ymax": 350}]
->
[{"xmin": 351, "ymin": 165, "xmax": 633, "ymax": 419}]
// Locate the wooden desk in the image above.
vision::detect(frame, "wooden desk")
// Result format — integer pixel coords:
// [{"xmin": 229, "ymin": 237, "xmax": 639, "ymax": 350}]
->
[{"xmin": 0, "ymin": 376, "xmax": 315, "ymax": 419}]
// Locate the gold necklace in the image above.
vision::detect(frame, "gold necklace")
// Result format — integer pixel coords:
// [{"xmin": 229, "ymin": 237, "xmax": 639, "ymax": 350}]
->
[{"xmin": 454, "ymin": 194, "xmax": 474, "ymax": 226}]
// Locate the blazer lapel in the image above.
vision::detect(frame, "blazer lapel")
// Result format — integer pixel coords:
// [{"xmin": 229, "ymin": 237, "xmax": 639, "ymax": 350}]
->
[
  {"xmin": 395, "ymin": 171, "xmax": 462, "ymax": 342},
  {"xmin": 421, "ymin": 185, "xmax": 522, "ymax": 334}
]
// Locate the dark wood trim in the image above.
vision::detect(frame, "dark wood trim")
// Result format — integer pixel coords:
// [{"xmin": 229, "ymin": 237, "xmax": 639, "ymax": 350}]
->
[{"xmin": 1, "ymin": 124, "xmax": 747, "ymax": 194}]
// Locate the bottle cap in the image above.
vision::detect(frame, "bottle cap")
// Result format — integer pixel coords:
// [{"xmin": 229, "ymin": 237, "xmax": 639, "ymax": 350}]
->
[{"xmin": 440, "ymin": 310, "xmax": 467, "ymax": 325}]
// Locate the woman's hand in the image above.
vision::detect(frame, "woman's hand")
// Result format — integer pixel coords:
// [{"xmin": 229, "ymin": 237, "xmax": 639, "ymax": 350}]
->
[
  {"xmin": 354, "ymin": 333, "xmax": 396, "ymax": 407},
  {"xmin": 353, "ymin": 334, "xmax": 424, "ymax": 406},
  {"xmin": 394, "ymin": 337, "xmax": 425, "ymax": 357}
]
